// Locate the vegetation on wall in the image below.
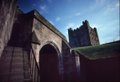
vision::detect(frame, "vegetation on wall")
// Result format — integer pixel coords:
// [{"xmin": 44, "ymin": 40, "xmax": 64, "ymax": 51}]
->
[{"xmin": 72, "ymin": 41, "xmax": 120, "ymax": 60}]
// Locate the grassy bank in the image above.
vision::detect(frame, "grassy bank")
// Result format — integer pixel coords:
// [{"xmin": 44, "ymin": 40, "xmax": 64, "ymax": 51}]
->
[{"xmin": 72, "ymin": 41, "xmax": 120, "ymax": 60}]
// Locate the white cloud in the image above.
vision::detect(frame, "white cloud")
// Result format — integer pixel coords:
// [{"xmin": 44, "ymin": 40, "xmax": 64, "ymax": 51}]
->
[
  {"xmin": 91, "ymin": 24, "xmax": 101, "ymax": 28},
  {"xmin": 103, "ymin": 2, "xmax": 119, "ymax": 15},
  {"xmin": 62, "ymin": 23, "xmax": 76, "ymax": 42},
  {"xmin": 39, "ymin": 5, "xmax": 48, "ymax": 13},
  {"xmin": 115, "ymin": 1, "xmax": 119, "ymax": 8},
  {"xmin": 97, "ymin": 20, "xmax": 119, "ymax": 44},
  {"xmin": 75, "ymin": 12, "xmax": 81, "ymax": 16},
  {"xmin": 66, "ymin": 12, "xmax": 81, "ymax": 19},
  {"xmin": 95, "ymin": 0, "xmax": 106, "ymax": 5},
  {"xmin": 94, "ymin": 0, "xmax": 119, "ymax": 11},
  {"xmin": 56, "ymin": 17, "xmax": 61, "ymax": 21},
  {"xmin": 40, "ymin": 5, "xmax": 46, "ymax": 10},
  {"xmin": 65, "ymin": 23, "xmax": 80, "ymax": 29},
  {"xmin": 89, "ymin": 0, "xmax": 106, "ymax": 11},
  {"xmin": 65, "ymin": 23, "xmax": 75, "ymax": 29},
  {"xmin": 99, "ymin": 1, "xmax": 119, "ymax": 16}
]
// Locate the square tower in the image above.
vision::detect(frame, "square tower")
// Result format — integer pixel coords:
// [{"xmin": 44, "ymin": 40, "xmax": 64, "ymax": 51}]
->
[{"xmin": 68, "ymin": 20, "xmax": 99, "ymax": 48}]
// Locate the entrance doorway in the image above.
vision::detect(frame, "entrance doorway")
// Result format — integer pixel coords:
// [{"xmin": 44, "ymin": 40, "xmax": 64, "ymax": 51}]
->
[{"xmin": 40, "ymin": 44, "xmax": 60, "ymax": 82}]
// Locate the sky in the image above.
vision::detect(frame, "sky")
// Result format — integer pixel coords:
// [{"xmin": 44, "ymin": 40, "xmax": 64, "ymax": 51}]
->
[{"xmin": 18, "ymin": 0, "xmax": 120, "ymax": 44}]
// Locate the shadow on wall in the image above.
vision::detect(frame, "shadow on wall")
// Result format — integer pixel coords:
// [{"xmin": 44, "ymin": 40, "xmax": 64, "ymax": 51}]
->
[
  {"xmin": 72, "ymin": 51, "xmax": 120, "ymax": 82},
  {"xmin": 40, "ymin": 44, "xmax": 60, "ymax": 82}
]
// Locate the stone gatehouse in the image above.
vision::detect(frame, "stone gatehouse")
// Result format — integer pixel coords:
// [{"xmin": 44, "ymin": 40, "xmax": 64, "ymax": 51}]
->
[{"xmin": 0, "ymin": 0, "xmax": 77, "ymax": 82}]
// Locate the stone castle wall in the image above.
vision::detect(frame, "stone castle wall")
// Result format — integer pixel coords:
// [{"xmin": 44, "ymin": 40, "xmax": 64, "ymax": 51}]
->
[
  {"xmin": 0, "ymin": 1, "xmax": 77, "ymax": 81},
  {"xmin": 0, "ymin": 0, "xmax": 17, "ymax": 57}
]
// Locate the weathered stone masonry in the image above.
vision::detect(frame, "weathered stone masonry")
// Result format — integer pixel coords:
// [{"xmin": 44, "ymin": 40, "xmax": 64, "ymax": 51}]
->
[
  {"xmin": 68, "ymin": 20, "xmax": 100, "ymax": 48},
  {"xmin": 0, "ymin": 0, "xmax": 17, "ymax": 57},
  {"xmin": 0, "ymin": 0, "xmax": 78, "ymax": 82}
]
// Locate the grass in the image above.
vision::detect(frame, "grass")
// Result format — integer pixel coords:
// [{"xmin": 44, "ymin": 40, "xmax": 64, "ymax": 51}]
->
[{"xmin": 72, "ymin": 41, "xmax": 120, "ymax": 60}]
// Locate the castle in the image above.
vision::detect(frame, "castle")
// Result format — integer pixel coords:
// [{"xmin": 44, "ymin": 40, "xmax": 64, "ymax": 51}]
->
[
  {"xmin": 0, "ymin": 0, "xmax": 119, "ymax": 82},
  {"xmin": 68, "ymin": 20, "xmax": 100, "ymax": 48},
  {"xmin": 0, "ymin": 1, "xmax": 71, "ymax": 82}
]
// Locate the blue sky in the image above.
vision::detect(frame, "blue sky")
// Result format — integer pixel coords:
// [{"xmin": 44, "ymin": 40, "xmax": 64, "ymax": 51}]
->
[{"xmin": 18, "ymin": 0, "xmax": 119, "ymax": 44}]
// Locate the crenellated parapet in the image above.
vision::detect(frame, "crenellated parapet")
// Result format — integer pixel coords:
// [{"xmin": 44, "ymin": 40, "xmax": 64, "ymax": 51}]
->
[{"xmin": 68, "ymin": 20, "xmax": 100, "ymax": 48}]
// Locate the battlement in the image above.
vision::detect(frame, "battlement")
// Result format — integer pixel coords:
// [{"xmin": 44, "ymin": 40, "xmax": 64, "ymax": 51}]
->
[
  {"xmin": 82, "ymin": 20, "xmax": 90, "ymax": 26},
  {"xmin": 68, "ymin": 20, "xmax": 99, "ymax": 48},
  {"xmin": 68, "ymin": 20, "xmax": 90, "ymax": 33}
]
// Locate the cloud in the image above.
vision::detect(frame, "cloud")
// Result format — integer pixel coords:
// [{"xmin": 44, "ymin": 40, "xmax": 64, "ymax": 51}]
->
[
  {"xmin": 62, "ymin": 23, "xmax": 77, "ymax": 41},
  {"xmin": 56, "ymin": 17, "xmax": 61, "ymax": 21},
  {"xmin": 96, "ymin": 19, "xmax": 119, "ymax": 44},
  {"xmin": 103, "ymin": 2, "xmax": 119, "ymax": 15},
  {"xmin": 89, "ymin": 0, "xmax": 106, "ymax": 11},
  {"xmin": 95, "ymin": 0, "xmax": 106, "ymax": 5},
  {"xmin": 66, "ymin": 12, "xmax": 81, "ymax": 19},
  {"xmin": 75, "ymin": 12, "xmax": 81, "ymax": 16},
  {"xmin": 65, "ymin": 23, "xmax": 75, "ymax": 29},
  {"xmin": 39, "ymin": 5, "xmax": 48, "ymax": 13},
  {"xmin": 91, "ymin": 24, "xmax": 102, "ymax": 29},
  {"xmin": 65, "ymin": 23, "xmax": 80, "ymax": 29},
  {"xmin": 40, "ymin": 5, "xmax": 46, "ymax": 10},
  {"xmin": 115, "ymin": 1, "xmax": 119, "ymax": 8}
]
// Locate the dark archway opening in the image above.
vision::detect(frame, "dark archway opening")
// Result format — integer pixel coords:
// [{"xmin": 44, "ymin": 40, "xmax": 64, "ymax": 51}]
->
[{"xmin": 40, "ymin": 44, "xmax": 60, "ymax": 82}]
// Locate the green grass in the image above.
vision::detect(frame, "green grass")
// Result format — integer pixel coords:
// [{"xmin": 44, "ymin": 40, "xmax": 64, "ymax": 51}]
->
[{"xmin": 72, "ymin": 41, "xmax": 120, "ymax": 60}]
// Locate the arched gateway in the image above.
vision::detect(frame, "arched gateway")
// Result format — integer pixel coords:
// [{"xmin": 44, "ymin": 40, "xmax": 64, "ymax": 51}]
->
[
  {"xmin": 0, "ymin": 6, "xmax": 71, "ymax": 82},
  {"xmin": 40, "ymin": 43, "xmax": 60, "ymax": 82}
]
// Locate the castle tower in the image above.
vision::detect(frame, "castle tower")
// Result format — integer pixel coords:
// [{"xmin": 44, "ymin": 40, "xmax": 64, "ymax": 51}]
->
[{"xmin": 68, "ymin": 20, "xmax": 100, "ymax": 48}]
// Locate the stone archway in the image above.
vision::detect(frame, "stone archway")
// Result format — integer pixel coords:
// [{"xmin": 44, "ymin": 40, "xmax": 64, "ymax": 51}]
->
[{"xmin": 40, "ymin": 44, "xmax": 60, "ymax": 82}]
